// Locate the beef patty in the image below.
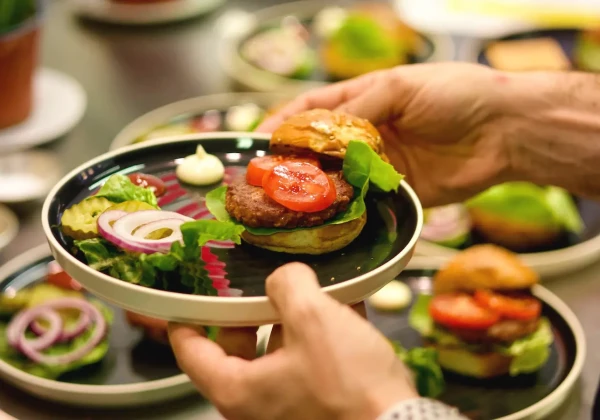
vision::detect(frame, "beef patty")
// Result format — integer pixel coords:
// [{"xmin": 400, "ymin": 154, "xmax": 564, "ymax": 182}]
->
[
  {"xmin": 442, "ymin": 317, "xmax": 541, "ymax": 345},
  {"xmin": 225, "ymin": 171, "xmax": 354, "ymax": 229}
]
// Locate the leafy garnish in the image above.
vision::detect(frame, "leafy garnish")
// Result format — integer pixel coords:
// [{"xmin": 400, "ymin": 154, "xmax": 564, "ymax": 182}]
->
[
  {"xmin": 391, "ymin": 340, "xmax": 445, "ymax": 398},
  {"xmin": 408, "ymin": 294, "xmax": 554, "ymax": 376},
  {"xmin": 75, "ymin": 220, "xmax": 244, "ymax": 295},
  {"xmin": 205, "ymin": 140, "xmax": 404, "ymax": 236},
  {"xmin": 331, "ymin": 15, "xmax": 401, "ymax": 59},
  {"xmin": 94, "ymin": 174, "xmax": 158, "ymax": 208},
  {"xmin": 465, "ymin": 182, "xmax": 583, "ymax": 233}
]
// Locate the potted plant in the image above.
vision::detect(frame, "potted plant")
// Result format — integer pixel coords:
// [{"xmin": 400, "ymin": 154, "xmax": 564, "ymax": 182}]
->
[{"xmin": 0, "ymin": 0, "xmax": 40, "ymax": 129}]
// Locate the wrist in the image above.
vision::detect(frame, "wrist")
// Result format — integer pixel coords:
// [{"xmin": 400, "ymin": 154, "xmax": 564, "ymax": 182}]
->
[{"xmin": 343, "ymin": 380, "xmax": 418, "ymax": 420}]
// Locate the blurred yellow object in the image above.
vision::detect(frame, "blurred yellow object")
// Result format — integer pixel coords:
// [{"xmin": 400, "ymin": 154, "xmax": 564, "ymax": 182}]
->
[
  {"xmin": 485, "ymin": 38, "xmax": 571, "ymax": 71},
  {"xmin": 449, "ymin": 0, "xmax": 600, "ymax": 29}
]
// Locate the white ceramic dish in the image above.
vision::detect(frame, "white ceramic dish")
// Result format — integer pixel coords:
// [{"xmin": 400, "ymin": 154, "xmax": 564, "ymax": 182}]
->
[
  {"xmin": 69, "ymin": 0, "xmax": 225, "ymax": 26},
  {"xmin": 109, "ymin": 92, "xmax": 291, "ymax": 151},
  {"xmin": 217, "ymin": 0, "xmax": 456, "ymax": 93},
  {"xmin": 0, "ymin": 68, "xmax": 86, "ymax": 153},
  {"xmin": 42, "ymin": 133, "xmax": 424, "ymax": 327},
  {"xmin": 0, "ymin": 244, "xmax": 195, "ymax": 408}
]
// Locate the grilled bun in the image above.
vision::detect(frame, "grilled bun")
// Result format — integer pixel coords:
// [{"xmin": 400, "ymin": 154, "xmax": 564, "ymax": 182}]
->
[
  {"xmin": 433, "ymin": 244, "xmax": 538, "ymax": 295},
  {"xmin": 427, "ymin": 343, "xmax": 513, "ymax": 378},
  {"xmin": 241, "ymin": 212, "xmax": 366, "ymax": 254},
  {"xmin": 270, "ymin": 109, "xmax": 387, "ymax": 160},
  {"xmin": 469, "ymin": 207, "xmax": 561, "ymax": 250}
]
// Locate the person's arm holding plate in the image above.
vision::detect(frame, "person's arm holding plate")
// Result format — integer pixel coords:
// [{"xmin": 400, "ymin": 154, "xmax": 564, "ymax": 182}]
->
[
  {"xmin": 169, "ymin": 263, "xmax": 464, "ymax": 420},
  {"xmin": 258, "ymin": 62, "xmax": 600, "ymax": 207}
]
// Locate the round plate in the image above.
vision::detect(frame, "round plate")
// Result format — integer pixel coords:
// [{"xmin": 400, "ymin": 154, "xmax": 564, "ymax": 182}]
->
[
  {"xmin": 0, "ymin": 206, "xmax": 18, "ymax": 255},
  {"xmin": 109, "ymin": 92, "xmax": 292, "ymax": 151},
  {"xmin": 0, "ymin": 69, "xmax": 86, "ymax": 153},
  {"xmin": 0, "ymin": 244, "xmax": 195, "ymax": 408},
  {"xmin": 217, "ymin": 0, "xmax": 455, "ymax": 93},
  {"xmin": 69, "ymin": 0, "xmax": 225, "ymax": 26},
  {"xmin": 42, "ymin": 133, "xmax": 423, "ymax": 326},
  {"xmin": 261, "ymin": 260, "xmax": 586, "ymax": 420},
  {"xmin": 0, "ymin": 150, "xmax": 63, "ymax": 204}
]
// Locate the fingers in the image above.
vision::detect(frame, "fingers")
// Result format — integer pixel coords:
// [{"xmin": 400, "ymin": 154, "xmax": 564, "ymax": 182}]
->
[
  {"xmin": 256, "ymin": 72, "xmax": 382, "ymax": 133},
  {"xmin": 265, "ymin": 262, "xmax": 332, "ymax": 334},
  {"xmin": 266, "ymin": 324, "xmax": 283, "ymax": 354},
  {"xmin": 215, "ymin": 327, "xmax": 259, "ymax": 360},
  {"xmin": 351, "ymin": 301, "xmax": 368, "ymax": 319}
]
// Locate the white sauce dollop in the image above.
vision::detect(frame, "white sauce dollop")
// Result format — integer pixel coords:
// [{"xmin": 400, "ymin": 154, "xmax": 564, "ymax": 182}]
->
[
  {"xmin": 176, "ymin": 145, "xmax": 225, "ymax": 186},
  {"xmin": 312, "ymin": 7, "xmax": 348, "ymax": 38},
  {"xmin": 368, "ymin": 280, "xmax": 413, "ymax": 311}
]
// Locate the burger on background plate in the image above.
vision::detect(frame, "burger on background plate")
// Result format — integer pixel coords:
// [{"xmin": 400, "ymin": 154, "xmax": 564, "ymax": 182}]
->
[
  {"xmin": 409, "ymin": 244, "xmax": 553, "ymax": 378},
  {"xmin": 206, "ymin": 108, "xmax": 403, "ymax": 255}
]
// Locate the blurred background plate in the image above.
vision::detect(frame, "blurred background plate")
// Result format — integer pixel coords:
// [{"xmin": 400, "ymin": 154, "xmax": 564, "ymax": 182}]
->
[
  {"xmin": 0, "ymin": 206, "xmax": 18, "ymax": 255},
  {"xmin": 218, "ymin": 0, "xmax": 455, "ymax": 93},
  {"xmin": 260, "ymin": 263, "xmax": 586, "ymax": 420},
  {"xmin": 69, "ymin": 0, "xmax": 226, "ymax": 26},
  {"xmin": 0, "ymin": 244, "xmax": 195, "ymax": 408},
  {"xmin": 109, "ymin": 92, "xmax": 292, "ymax": 151},
  {"xmin": 0, "ymin": 68, "xmax": 86, "ymax": 154}
]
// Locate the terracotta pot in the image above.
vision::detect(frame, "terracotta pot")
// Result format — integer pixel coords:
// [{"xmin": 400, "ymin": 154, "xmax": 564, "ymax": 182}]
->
[{"xmin": 0, "ymin": 19, "xmax": 40, "ymax": 129}]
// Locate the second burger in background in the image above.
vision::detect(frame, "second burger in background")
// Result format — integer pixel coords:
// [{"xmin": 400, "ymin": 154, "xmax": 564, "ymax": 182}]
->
[{"xmin": 206, "ymin": 108, "xmax": 403, "ymax": 255}]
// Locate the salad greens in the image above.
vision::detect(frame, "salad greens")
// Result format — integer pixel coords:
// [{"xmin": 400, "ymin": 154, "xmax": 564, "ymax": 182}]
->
[
  {"xmin": 390, "ymin": 340, "xmax": 445, "ymax": 398},
  {"xmin": 409, "ymin": 294, "xmax": 553, "ymax": 376},
  {"xmin": 575, "ymin": 34, "xmax": 600, "ymax": 72},
  {"xmin": 0, "ymin": 284, "xmax": 113, "ymax": 380},
  {"xmin": 466, "ymin": 183, "xmax": 583, "ymax": 233},
  {"xmin": 331, "ymin": 15, "xmax": 402, "ymax": 59},
  {"xmin": 0, "ymin": 0, "xmax": 36, "ymax": 34},
  {"xmin": 94, "ymin": 174, "xmax": 158, "ymax": 208},
  {"xmin": 206, "ymin": 140, "xmax": 403, "ymax": 236}
]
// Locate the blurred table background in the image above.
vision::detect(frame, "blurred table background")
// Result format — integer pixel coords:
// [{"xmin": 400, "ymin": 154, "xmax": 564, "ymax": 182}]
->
[{"xmin": 0, "ymin": 1, "xmax": 598, "ymax": 419}]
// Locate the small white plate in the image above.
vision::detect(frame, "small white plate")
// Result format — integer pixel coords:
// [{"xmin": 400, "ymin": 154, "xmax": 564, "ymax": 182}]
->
[
  {"xmin": 0, "ymin": 205, "xmax": 19, "ymax": 254},
  {"xmin": 0, "ymin": 150, "xmax": 63, "ymax": 204},
  {"xmin": 69, "ymin": 0, "xmax": 226, "ymax": 26},
  {"xmin": 110, "ymin": 92, "xmax": 291, "ymax": 151},
  {"xmin": 0, "ymin": 68, "xmax": 86, "ymax": 153}
]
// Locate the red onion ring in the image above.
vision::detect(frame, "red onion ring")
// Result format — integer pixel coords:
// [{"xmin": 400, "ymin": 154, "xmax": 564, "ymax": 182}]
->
[
  {"xmin": 421, "ymin": 205, "xmax": 471, "ymax": 243},
  {"xmin": 133, "ymin": 218, "xmax": 186, "ymax": 240},
  {"xmin": 8, "ymin": 298, "xmax": 107, "ymax": 366},
  {"xmin": 31, "ymin": 311, "xmax": 91, "ymax": 342},
  {"xmin": 7, "ymin": 308, "xmax": 63, "ymax": 351}
]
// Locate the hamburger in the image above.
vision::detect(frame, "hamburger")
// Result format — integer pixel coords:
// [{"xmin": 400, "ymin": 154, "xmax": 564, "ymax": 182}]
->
[
  {"xmin": 205, "ymin": 109, "xmax": 403, "ymax": 255},
  {"xmin": 409, "ymin": 245, "xmax": 554, "ymax": 378},
  {"xmin": 465, "ymin": 182, "xmax": 583, "ymax": 251}
]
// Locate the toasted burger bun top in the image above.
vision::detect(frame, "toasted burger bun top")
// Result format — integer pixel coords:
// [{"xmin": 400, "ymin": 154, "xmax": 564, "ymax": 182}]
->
[
  {"xmin": 270, "ymin": 109, "xmax": 386, "ymax": 160},
  {"xmin": 433, "ymin": 244, "xmax": 539, "ymax": 294}
]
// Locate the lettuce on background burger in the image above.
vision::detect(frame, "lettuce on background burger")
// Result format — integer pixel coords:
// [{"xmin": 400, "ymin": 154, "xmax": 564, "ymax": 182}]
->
[
  {"xmin": 206, "ymin": 109, "xmax": 403, "ymax": 255},
  {"xmin": 410, "ymin": 245, "xmax": 553, "ymax": 378}
]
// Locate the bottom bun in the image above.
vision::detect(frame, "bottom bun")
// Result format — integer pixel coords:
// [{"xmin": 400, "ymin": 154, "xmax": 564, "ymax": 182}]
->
[
  {"xmin": 469, "ymin": 208, "xmax": 561, "ymax": 250},
  {"xmin": 427, "ymin": 343, "xmax": 513, "ymax": 378},
  {"xmin": 241, "ymin": 212, "xmax": 367, "ymax": 255}
]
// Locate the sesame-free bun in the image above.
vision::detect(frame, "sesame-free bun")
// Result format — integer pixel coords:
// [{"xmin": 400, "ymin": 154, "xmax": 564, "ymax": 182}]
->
[
  {"xmin": 270, "ymin": 109, "xmax": 387, "ymax": 160},
  {"xmin": 427, "ymin": 343, "xmax": 513, "ymax": 378},
  {"xmin": 241, "ymin": 212, "xmax": 367, "ymax": 255},
  {"xmin": 433, "ymin": 244, "xmax": 539, "ymax": 295},
  {"xmin": 469, "ymin": 207, "xmax": 561, "ymax": 250}
]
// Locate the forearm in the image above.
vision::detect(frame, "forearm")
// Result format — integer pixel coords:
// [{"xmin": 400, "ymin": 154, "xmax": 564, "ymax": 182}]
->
[{"xmin": 499, "ymin": 71, "xmax": 600, "ymax": 198}]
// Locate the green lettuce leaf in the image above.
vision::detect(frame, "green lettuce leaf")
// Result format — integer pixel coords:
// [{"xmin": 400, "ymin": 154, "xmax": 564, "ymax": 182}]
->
[
  {"xmin": 331, "ymin": 15, "xmax": 402, "ymax": 59},
  {"xmin": 0, "ymin": 296, "xmax": 113, "ymax": 380},
  {"xmin": 75, "ymin": 220, "xmax": 244, "ymax": 295},
  {"xmin": 391, "ymin": 340, "xmax": 445, "ymax": 398},
  {"xmin": 408, "ymin": 293, "xmax": 554, "ymax": 376},
  {"xmin": 575, "ymin": 36, "xmax": 600, "ymax": 72},
  {"xmin": 205, "ymin": 140, "xmax": 404, "ymax": 236},
  {"xmin": 94, "ymin": 174, "xmax": 158, "ymax": 208},
  {"xmin": 465, "ymin": 182, "xmax": 583, "ymax": 233}
]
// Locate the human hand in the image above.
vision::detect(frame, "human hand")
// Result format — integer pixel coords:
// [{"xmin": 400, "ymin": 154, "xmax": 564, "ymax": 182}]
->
[
  {"xmin": 168, "ymin": 263, "xmax": 417, "ymax": 420},
  {"xmin": 257, "ymin": 62, "xmax": 518, "ymax": 208}
]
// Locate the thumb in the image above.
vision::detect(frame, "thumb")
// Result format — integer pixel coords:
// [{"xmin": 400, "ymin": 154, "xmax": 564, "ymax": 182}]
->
[{"xmin": 265, "ymin": 262, "xmax": 334, "ymax": 335}]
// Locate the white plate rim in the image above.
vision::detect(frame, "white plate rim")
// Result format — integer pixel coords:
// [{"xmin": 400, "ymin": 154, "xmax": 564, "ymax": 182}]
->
[
  {"xmin": 387, "ymin": 256, "xmax": 586, "ymax": 420},
  {"xmin": 109, "ymin": 92, "xmax": 293, "ymax": 151},
  {"xmin": 0, "ymin": 243, "xmax": 193, "ymax": 403},
  {"xmin": 0, "ymin": 206, "xmax": 19, "ymax": 255},
  {"xmin": 42, "ymin": 132, "xmax": 424, "ymax": 326},
  {"xmin": 217, "ymin": 0, "xmax": 457, "ymax": 93},
  {"xmin": 69, "ymin": 0, "xmax": 226, "ymax": 26}
]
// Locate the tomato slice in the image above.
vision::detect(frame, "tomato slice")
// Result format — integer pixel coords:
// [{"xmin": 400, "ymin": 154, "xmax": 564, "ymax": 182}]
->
[
  {"xmin": 128, "ymin": 173, "xmax": 167, "ymax": 197},
  {"xmin": 474, "ymin": 290, "xmax": 541, "ymax": 321},
  {"xmin": 246, "ymin": 155, "xmax": 321, "ymax": 187},
  {"xmin": 429, "ymin": 293, "xmax": 500, "ymax": 330},
  {"xmin": 47, "ymin": 261, "xmax": 82, "ymax": 291},
  {"xmin": 262, "ymin": 161, "xmax": 336, "ymax": 213}
]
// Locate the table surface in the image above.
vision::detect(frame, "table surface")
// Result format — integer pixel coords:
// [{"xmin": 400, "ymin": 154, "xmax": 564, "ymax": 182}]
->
[{"xmin": 0, "ymin": 1, "xmax": 597, "ymax": 419}]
